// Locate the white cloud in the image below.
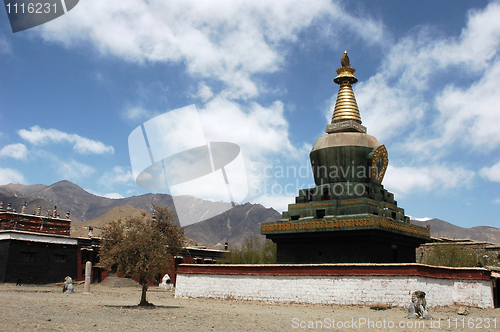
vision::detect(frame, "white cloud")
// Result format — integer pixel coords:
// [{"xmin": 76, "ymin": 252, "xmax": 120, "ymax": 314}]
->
[
  {"xmin": 0, "ymin": 168, "xmax": 26, "ymax": 185},
  {"xmin": 199, "ymin": 98, "xmax": 302, "ymax": 159},
  {"xmin": 39, "ymin": 0, "xmax": 385, "ymax": 98},
  {"xmin": 356, "ymin": 75, "xmax": 427, "ymax": 142},
  {"xmin": 85, "ymin": 188, "xmax": 125, "ymax": 199},
  {"xmin": 479, "ymin": 160, "xmax": 500, "ymax": 182},
  {"xmin": 98, "ymin": 166, "xmax": 135, "ymax": 187},
  {"xmin": 0, "ymin": 143, "xmax": 28, "ymax": 160},
  {"xmin": 252, "ymin": 194, "xmax": 294, "ymax": 212},
  {"xmin": 18, "ymin": 126, "xmax": 114, "ymax": 154},
  {"xmin": 408, "ymin": 216, "xmax": 433, "ymax": 222},
  {"xmin": 383, "ymin": 164, "xmax": 475, "ymax": 197},
  {"xmin": 103, "ymin": 193, "xmax": 125, "ymax": 199},
  {"xmin": 351, "ymin": 2, "xmax": 500, "ymax": 155},
  {"xmin": 73, "ymin": 137, "xmax": 114, "ymax": 155},
  {"xmin": 433, "ymin": 60, "xmax": 500, "ymax": 150},
  {"xmin": 123, "ymin": 105, "xmax": 155, "ymax": 121},
  {"xmin": 196, "ymin": 82, "xmax": 214, "ymax": 102},
  {"xmin": 58, "ymin": 160, "xmax": 95, "ymax": 180}
]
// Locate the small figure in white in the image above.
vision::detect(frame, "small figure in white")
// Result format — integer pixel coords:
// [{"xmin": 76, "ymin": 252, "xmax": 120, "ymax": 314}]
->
[
  {"xmin": 62, "ymin": 276, "xmax": 75, "ymax": 293},
  {"xmin": 407, "ymin": 291, "xmax": 431, "ymax": 319},
  {"xmin": 159, "ymin": 274, "xmax": 173, "ymax": 290}
]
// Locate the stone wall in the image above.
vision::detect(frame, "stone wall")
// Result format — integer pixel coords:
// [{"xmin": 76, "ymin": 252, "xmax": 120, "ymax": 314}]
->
[
  {"xmin": 417, "ymin": 241, "xmax": 500, "ymax": 266},
  {"xmin": 175, "ymin": 264, "xmax": 494, "ymax": 309}
]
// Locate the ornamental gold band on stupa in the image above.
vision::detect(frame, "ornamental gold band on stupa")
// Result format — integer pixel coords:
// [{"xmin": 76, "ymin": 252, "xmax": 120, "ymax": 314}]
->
[{"xmin": 261, "ymin": 51, "xmax": 430, "ymax": 264}]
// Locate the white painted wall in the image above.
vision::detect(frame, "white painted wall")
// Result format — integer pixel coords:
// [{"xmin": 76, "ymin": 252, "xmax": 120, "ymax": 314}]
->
[{"xmin": 175, "ymin": 274, "xmax": 494, "ymax": 308}]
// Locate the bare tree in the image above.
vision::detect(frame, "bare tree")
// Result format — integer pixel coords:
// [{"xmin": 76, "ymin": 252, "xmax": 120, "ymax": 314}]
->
[{"xmin": 99, "ymin": 205, "xmax": 184, "ymax": 306}]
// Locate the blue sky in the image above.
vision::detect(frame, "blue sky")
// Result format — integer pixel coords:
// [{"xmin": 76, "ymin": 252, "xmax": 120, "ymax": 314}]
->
[{"xmin": 1, "ymin": 0, "xmax": 499, "ymax": 228}]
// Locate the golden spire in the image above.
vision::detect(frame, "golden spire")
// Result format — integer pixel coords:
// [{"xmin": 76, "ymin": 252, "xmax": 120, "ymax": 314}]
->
[{"xmin": 331, "ymin": 51, "xmax": 361, "ymax": 124}]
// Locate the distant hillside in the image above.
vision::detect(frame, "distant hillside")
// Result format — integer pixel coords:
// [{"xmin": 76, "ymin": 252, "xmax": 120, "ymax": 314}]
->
[
  {"xmin": 71, "ymin": 205, "xmax": 151, "ymax": 238},
  {"xmin": 72, "ymin": 205, "xmax": 203, "ymax": 246},
  {"xmin": 0, "ymin": 180, "xmax": 281, "ymax": 248},
  {"xmin": 410, "ymin": 218, "xmax": 500, "ymax": 244},
  {"xmin": 0, "ymin": 192, "xmax": 81, "ymax": 222},
  {"xmin": 184, "ymin": 202, "xmax": 282, "ymax": 248},
  {"xmin": 71, "ymin": 203, "xmax": 281, "ymax": 248},
  {"xmin": 0, "ymin": 181, "xmax": 229, "ymax": 225},
  {"xmin": 0, "ymin": 180, "xmax": 177, "ymax": 222}
]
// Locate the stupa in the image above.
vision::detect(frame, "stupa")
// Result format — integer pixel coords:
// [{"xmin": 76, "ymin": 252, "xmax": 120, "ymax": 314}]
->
[{"xmin": 261, "ymin": 52, "xmax": 430, "ymax": 263}]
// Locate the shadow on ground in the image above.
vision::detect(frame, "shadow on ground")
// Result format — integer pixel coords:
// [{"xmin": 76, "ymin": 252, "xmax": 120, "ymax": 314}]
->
[{"xmin": 103, "ymin": 304, "xmax": 182, "ymax": 309}]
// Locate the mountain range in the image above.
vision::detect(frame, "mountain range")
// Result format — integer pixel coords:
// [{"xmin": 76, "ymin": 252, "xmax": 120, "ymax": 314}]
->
[
  {"xmin": 0, "ymin": 180, "xmax": 240, "ymax": 224},
  {"xmin": 1, "ymin": 180, "xmax": 499, "ymax": 247},
  {"xmin": 410, "ymin": 218, "xmax": 500, "ymax": 244},
  {"xmin": 0, "ymin": 180, "xmax": 281, "ymax": 247}
]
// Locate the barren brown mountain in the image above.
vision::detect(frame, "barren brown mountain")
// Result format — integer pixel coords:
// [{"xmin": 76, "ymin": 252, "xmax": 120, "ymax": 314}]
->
[
  {"xmin": 71, "ymin": 205, "xmax": 203, "ymax": 246},
  {"xmin": 411, "ymin": 218, "xmax": 500, "ymax": 244},
  {"xmin": 71, "ymin": 205, "xmax": 151, "ymax": 238}
]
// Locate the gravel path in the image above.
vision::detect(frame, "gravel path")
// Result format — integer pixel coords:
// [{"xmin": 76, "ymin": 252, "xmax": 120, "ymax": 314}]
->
[{"xmin": 1, "ymin": 283, "xmax": 498, "ymax": 331}]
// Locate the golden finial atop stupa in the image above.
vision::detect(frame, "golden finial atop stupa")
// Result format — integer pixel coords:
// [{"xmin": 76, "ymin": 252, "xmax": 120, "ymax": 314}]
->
[{"xmin": 329, "ymin": 51, "xmax": 362, "ymax": 127}]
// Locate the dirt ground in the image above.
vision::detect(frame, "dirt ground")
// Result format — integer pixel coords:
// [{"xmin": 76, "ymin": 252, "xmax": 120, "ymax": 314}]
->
[{"xmin": 1, "ymin": 283, "xmax": 499, "ymax": 332}]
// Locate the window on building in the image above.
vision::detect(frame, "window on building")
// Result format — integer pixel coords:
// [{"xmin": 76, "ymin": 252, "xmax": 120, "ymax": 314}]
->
[
  {"xmin": 316, "ymin": 209, "xmax": 326, "ymax": 219},
  {"xmin": 174, "ymin": 257, "xmax": 183, "ymax": 270},
  {"xmin": 80, "ymin": 250, "xmax": 90, "ymax": 264}
]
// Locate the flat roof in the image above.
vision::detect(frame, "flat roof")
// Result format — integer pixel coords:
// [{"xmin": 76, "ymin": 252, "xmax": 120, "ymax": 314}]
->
[{"xmin": 0, "ymin": 230, "xmax": 78, "ymax": 245}]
